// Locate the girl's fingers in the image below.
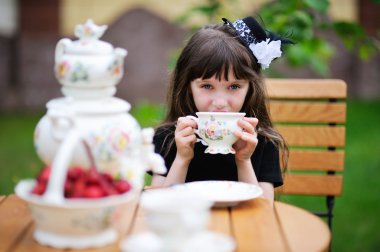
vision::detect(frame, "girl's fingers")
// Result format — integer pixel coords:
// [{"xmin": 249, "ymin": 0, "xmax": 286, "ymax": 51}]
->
[
  {"xmin": 176, "ymin": 126, "xmax": 196, "ymax": 138},
  {"xmin": 238, "ymin": 117, "xmax": 258, "ymax": 135},
  {"xmin": 176, "ymin": 134, "xmax": 197, "ymax": 147},
  {"xmin": 176, "ymin": 117, "xmax": 198, "ymax": 131}
]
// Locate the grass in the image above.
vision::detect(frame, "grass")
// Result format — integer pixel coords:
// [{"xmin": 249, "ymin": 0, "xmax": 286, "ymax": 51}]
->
[{"xmin": 1, "ymin": 99, "xmax": 380, "ymax": 251}]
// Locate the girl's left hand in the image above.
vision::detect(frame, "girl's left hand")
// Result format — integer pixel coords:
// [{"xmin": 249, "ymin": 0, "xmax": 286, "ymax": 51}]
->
[{"xmin": 233, "ymin": 117, "xmax": 259, "ymax": 162}]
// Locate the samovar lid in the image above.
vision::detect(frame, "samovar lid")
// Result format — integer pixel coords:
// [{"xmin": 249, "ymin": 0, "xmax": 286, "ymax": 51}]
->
[
  {"xmin": 64, "ymin": 19, "xmax": 113, "ymax": 55},
  {"xmin": 46, "ymin": 97, "xmax": 131, "ymax": 114}
]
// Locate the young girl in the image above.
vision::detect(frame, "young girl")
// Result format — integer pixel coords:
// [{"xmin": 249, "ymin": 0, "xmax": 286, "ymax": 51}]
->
[{"xmin": 151, "ymin": 16, "xmax": 292, "ymax": 204}]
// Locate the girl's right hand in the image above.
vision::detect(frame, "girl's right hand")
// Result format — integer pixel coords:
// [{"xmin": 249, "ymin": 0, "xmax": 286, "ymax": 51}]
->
[{"xmin": 175, "ymin": 117, "xmax": 198, "ymax": 161}]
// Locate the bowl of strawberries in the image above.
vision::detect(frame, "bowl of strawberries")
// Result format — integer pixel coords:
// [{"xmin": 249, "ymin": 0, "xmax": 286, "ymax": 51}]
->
[{"xmin": 15, "ymin": 139, "xmax": 139, "ymax": 249}]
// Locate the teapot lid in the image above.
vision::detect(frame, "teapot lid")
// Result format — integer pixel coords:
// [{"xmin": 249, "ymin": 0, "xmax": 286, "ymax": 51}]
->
[{"xmin": 64, "ymin": 19, "xmax": 113, "ymax": 55}]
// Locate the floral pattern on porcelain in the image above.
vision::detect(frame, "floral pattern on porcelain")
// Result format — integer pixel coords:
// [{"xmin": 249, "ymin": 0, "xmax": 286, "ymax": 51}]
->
[
  {"xmin": 204, "ymin": 146, "xmax": 235, "ymax": 154},
  {"xmin": 108, "ymin": 59, "xmax": 123, "ymax": 78},
  {"xmin": 199, "ymin": 115, "xmax": 232, "ymax": 141}
]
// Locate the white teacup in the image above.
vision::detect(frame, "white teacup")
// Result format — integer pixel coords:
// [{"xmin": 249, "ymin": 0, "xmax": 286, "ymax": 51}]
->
[
  {"xmin": 140, "ymin": 189, "xmax": 212, "ymax": 250},
  {"xmin": 187, "ymin": 112, "xmax": 246, "ymax": 154}
]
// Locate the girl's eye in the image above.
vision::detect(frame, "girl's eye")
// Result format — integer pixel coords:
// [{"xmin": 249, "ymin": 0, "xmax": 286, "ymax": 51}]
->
[
  {"xmin": 201, "ymin": 84, "xmax": 212, "ymax": 89},
  {"xmin": 229, "ymin": 84, "xmax": 240, "ymax": 90}
]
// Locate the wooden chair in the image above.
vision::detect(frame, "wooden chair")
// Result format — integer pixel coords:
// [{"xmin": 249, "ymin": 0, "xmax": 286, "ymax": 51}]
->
[{"xmin": 267, "ymin": 79, "xmax": 347, "ymax": 231}]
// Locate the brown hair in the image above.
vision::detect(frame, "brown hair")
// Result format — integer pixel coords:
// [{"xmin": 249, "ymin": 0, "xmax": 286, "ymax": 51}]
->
[{"xmin": 157, "ymin": 24, "xmax": 288, "ymax": 168}]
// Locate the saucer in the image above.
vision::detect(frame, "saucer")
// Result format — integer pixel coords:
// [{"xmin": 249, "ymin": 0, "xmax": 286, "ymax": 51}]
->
[{"xmin": 172, "ymin": 180, "xmax": 263, "ymax": 207}]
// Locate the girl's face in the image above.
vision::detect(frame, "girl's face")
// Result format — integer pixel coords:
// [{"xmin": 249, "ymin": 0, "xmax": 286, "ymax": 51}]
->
[{"xmin": 190, "ymin": 70, "xmax": 249, "ymax": 113}]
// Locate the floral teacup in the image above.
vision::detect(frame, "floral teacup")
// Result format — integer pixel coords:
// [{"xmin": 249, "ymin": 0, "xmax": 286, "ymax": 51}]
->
[{"xmin": 187, "ymin": 112, "xmax": 245, "ymax": 154}]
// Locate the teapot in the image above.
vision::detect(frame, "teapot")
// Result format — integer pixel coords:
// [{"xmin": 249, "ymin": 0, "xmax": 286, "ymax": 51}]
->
[{"xmin": 55, "ymin": 19, "xmax": 127, "ymax": 99}]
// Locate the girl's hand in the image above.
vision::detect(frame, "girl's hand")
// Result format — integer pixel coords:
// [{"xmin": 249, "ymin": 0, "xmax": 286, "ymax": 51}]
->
[
  {"xmin": 233, "ymin": 117, "xmax": 259, "ymax": 162},
  {"xmin": 175, "ymin": 117, "xmax": 198, "ymax": 161}
]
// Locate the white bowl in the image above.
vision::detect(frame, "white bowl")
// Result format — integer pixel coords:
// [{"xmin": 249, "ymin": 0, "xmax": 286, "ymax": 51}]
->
[{"xmin": 15, "ymin": 179, "xmax": 138, "ymax": 249}]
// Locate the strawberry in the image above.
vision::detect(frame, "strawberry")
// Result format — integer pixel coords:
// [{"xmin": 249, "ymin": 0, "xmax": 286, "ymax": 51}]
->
[
  {"xmin": 31, "ymin": 165, "xmax": 132, "ymax": 198},
  {"xmin": 114, "ymin": 180, "xmax": 131, "ymax": 194},
  {"xmin": 67, "ymin": 166, "xmax": 84, "ymax": 181},
  {"xmin": 36, "ymin": 166, "xmax": 51, "ymax": 183},
  {"xmin": 71, "ymin": 176, "xmax": 86, "ymax": 198},
  {"xmin": 86, "ymin": 168, "xmax": 101, "ymax": 185},
  {"xmin": 101, "ymin": 172, "xmax": 114, "ymax": 183},
  {"xmin": 31, "ymin": 182, "xmax": 46, "ymax": 195},
  {"xmin": 84, "ymin": 185, "xmax": 105, "ymax": 198}
]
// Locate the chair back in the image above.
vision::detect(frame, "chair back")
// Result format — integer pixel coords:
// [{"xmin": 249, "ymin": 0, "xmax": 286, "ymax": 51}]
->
[{"xmin": 267, "ymin": 79, "xmax": 347, "ymax": 223}]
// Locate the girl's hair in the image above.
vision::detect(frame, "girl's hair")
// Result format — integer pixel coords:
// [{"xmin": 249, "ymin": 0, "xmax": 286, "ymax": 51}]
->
[{"xmin": 156, "ymin": 23, "xmax": 288, "ymax": 168}]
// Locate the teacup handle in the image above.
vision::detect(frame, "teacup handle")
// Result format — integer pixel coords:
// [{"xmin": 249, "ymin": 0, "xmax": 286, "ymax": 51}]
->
[{"xmin": 185, "ymin": 115, "xmax": 208, "ymax": 146}]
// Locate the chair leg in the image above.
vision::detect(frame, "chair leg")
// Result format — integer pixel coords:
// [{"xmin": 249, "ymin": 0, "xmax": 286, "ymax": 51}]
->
[
  {"xmin": 326, "ymin": 195, "xmax": 334, "ymax": 230},
  {"xmin": 326, "ymin": 195, "xmax": 335, "ymax": 252}
]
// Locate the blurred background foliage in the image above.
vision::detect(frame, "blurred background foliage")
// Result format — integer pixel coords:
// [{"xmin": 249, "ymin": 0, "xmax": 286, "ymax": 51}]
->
[{"xmin": 176, "ymin": 0, "xmax": 380, "ymax": 76}]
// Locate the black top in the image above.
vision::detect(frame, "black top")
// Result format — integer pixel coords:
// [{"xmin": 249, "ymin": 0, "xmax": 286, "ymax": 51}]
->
[{"xmin": 153, "ymin": 125, "xmax": 283, "ymax": 187}]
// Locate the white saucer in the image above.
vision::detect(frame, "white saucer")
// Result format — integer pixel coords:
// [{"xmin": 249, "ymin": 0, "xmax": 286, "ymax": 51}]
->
[{"xmin": 172, "ymin": 180, "xmax": 263, "ymax": 207}]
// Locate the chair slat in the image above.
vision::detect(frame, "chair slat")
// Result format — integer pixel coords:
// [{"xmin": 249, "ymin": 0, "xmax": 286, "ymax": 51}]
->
[
  {"xmin": 270, "ymin": 101, "xmax": 346, "ymax": 123},
  {"xmin": 266, "ymin": 79, "xmax": 347, "ymax": 99},
  {"xmin": 279, "ymin": 174, "xmax": 343, "ymax": 196},
  {"xmin": 276, "ymin": 125, "xmax": 346, "ymax": 147},
  {"xmin": 287, "ymin": 150, "xmax": 345, "ymax": 171}
]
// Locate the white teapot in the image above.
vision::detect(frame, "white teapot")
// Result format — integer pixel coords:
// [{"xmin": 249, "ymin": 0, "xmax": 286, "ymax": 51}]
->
[{"xmin": 55, "ymin": 19, "xmax": 127, "ymax": 99}]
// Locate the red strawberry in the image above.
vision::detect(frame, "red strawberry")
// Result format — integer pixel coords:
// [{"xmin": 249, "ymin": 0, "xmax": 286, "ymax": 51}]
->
[
  {"xmin": 67, "ymin": 166, "xmax": 84, "ymax": 181},
  {"xmin": 84, "ymin": 185, "xmax": 105, "ymax": 198},
  {"xmin": 64, "ymin": 179, "xmax": 74, "ymax": 198},
  {"xmin": 37, "ymin": 166, "xmax": 51, "ymax": 183},
  {"xmin": 101, "ymin": 172, "xmax": 114, "ymax": 183},
  {"xmin": 71, "ymin": 177, "xmax": 86, "ymax": 198},
  {"xmin": 31, "ymin": 182, "xmax": 46, "ymax": 195},
  {"xmin": 86, "ymin": 168, "xmax": 101, "ymax": 185},
  {"xmin": 114, "ymin": 180, "xmax": 131, "ymax": 194}
]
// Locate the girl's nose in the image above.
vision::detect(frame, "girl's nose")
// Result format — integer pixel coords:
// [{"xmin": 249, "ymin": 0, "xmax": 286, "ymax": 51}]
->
[{"xmin": 212, "ymin": 95, "xmax": 228, "ymax": 109}]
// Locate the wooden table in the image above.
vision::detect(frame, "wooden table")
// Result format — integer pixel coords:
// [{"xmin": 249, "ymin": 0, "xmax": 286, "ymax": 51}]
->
[{"xmin": 0, "ymin": 194, "xmax": 330, "ymax": 252}]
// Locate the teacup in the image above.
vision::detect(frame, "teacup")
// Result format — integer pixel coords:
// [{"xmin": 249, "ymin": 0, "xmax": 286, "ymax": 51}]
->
[
  {"xmin": 187, "ymin": 112, "xmax": 246, "ymax": 154},
  {"xmin": 140, "ymin": 189, "xmax": 212, "ymax": 250}
]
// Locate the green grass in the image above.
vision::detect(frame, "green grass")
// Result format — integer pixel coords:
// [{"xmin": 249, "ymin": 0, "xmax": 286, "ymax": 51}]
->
[{"xmin": 1, "ymin": 99, "xmax": 380, "ymax": 251}]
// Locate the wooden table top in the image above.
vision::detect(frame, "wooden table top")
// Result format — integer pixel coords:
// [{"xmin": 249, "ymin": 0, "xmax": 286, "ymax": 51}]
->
[{"xmin": 0, "ymin": 194, "xmax": 330, "ymax": 252}]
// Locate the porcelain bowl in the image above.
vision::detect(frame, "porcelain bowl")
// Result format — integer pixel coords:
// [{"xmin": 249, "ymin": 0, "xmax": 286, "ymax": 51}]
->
[{"xmin": 15, "ymin": 179, "xmax": 138, "ymax": 249}]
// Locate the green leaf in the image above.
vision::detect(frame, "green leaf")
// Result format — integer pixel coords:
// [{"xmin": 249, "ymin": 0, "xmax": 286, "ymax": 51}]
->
[
  {"xmin": 309, "ymin": 57, "xmax": 329, "ymax": 76},
  {"xmin": 303, "ymin": 0, "xmax": 329, "ymax": 12}
]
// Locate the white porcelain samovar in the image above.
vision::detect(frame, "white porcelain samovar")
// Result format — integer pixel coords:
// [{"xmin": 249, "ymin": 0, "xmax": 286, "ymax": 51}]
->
[
  {"xmin": 14, "ymin": 19, "xmax": 166, "ymax": 249},
  {"xmin": 34, "ymin": 19, "xmax": 166, "ymax": 191}
]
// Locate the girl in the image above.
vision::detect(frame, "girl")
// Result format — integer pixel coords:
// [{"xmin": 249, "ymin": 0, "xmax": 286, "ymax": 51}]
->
[{"xmin": 151, "ymin": 16, "xmax": 292, "ymax": 204}]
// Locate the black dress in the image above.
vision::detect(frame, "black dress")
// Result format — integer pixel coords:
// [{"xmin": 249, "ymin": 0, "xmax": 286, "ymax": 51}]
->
[{"xmin": 153, "ymin": 125, "xmax": 283, "ymax": 187}]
